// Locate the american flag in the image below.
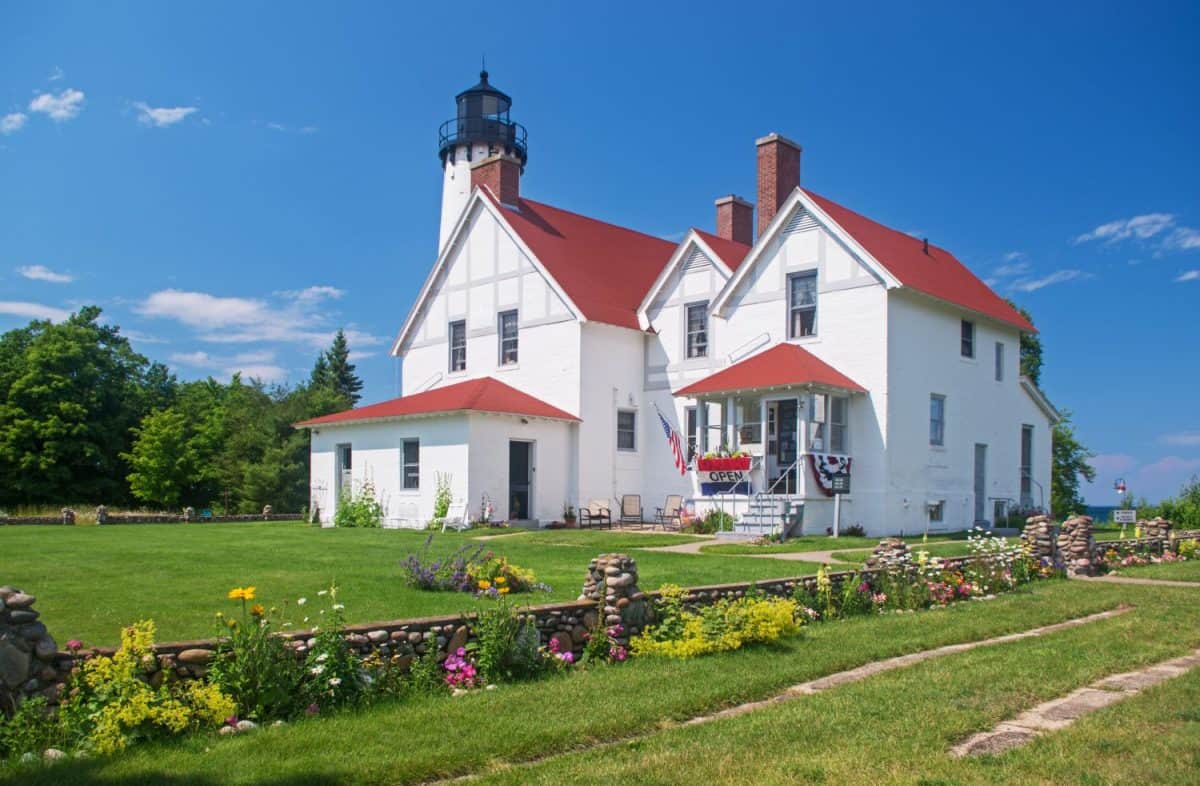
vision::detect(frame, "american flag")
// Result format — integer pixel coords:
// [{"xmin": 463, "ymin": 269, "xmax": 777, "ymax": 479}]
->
[{"xmin": 657, "ymin": 408, "xmax": 687, "ymax": 476}]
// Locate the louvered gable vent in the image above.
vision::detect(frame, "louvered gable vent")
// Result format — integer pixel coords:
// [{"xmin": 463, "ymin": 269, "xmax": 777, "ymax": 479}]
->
[
  {"xmin": 783, "ymin": 207, "xmax": 819, "ymax": 236},
  {"xmin": 682, "ymin": 246, "xmax": 710, "ymax": 272}
]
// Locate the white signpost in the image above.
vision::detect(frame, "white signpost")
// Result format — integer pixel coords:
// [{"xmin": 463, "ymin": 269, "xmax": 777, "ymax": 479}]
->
[{"xmin": 1114, "ymin": 509, "xmax": 1137, "ymax": 524}]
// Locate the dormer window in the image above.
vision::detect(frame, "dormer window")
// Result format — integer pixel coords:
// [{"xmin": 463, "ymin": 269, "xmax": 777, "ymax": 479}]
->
[
  {"xmin": 788, "ymin": 272, "xmax": 817, "ymax": 338},
  {"xmin": 961, "ymin": 320, "xmax": 975, "ymax": 358}
]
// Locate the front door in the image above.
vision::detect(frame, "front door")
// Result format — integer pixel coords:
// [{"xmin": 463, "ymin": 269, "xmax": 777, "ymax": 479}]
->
[
  {"xmin": 508, "ymin": 440, "xmax": 532, "ymax": 521},
  {"xmin": 974, "ymin": 443, "xmax": 988, "ymax": 524},
  {"xmin": 335, "ymin": 444, "xmax": 352, "ymax": 505},
  {"xmin": 769, "ymin": 399, "xmax": 799, "ymax": 493}
]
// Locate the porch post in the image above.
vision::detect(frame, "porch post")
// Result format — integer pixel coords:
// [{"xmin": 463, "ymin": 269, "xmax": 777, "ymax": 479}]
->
[
  {"xmin": 725, "ymin": 396, "xmax": 737, "ymax": 451},
  {"xmin": 797, "ymin": 403, "xmax": 808, "ymax": 494},
  {"xmin": 696, "ymin": 399, "xmax": 708, "ymax": 454}
]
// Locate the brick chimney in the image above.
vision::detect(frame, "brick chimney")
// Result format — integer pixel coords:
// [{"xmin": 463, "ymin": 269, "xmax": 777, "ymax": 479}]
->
[
  {"xmin": 756, "ymin": 133, "xmax": 802, "ymax": 236},
  {"xmin": 470, "ymin": 154, "xmax": 521, "ymax": 206},
  {"xmin": 715, "ymin": 195, "xmax": 754, "ymax": 245}
]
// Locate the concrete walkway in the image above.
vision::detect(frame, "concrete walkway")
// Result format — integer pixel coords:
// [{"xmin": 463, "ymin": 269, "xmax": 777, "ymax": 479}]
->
[
  {"xmin": 642, "ymin": 538, "xmax": 962, "ymax": 565},
  {"xmin": 951, "ymin": 645, "xmax": 1200, "ymax": 757}
]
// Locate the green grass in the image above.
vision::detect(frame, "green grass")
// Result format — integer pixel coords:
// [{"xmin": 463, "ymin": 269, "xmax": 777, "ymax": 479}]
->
[
  {"xmin": 4, "ymin": 580, "xmax": 1195, "ymax": 785},
  {"xmin": 1112, "ymin": 559, "xmax": 1200, "ymax": 582},
  {"xmin": 699, "ymin": 530, "xmax": 970, "ymax": 556},
  {"xmin": 0, "ymin": 522, "xmax": 819, "ymax": 645}
]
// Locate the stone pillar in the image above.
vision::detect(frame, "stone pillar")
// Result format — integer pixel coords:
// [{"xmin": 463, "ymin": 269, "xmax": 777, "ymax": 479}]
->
[
  {"xmin": 182, "ymin": 507, "xmax": 195, "ymax": 522},
  {"xmin": 864, "ymin": 538, "xmax": 911, "ymax": 571},
  {"xmin": 1141, "ymin": 517, "xmax": 1172, "ymax": 546},
  {"xmin": 262, "ymin": 505, "xmax": 273, "ymax": 519},
  {"xmin": 0, "ymin": 586, "xmax": 67, "ymax": 717},
  {"xmin": 60, "ymin": 508, "xmax": 75, "ymax": 525},
  {"xmin": 1021, "ymin": 514, "xmax": 1056, "ymax": 564},
  {"xmin": 1057, "ymin": 515, "xmax": 1097, "ymax": 576},
  {"xmin": 95, "ymin": 505, "xmax": 108, "ymax": 524},
  {"xmin": 579, "ymin": 554, "xmax": 645, "ymax": 646}
]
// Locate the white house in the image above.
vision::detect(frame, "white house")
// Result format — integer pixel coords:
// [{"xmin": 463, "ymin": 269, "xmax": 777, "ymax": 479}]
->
[{"xmin": 298, "ymin": 71, "xmax": 1058, "ymax": 535}]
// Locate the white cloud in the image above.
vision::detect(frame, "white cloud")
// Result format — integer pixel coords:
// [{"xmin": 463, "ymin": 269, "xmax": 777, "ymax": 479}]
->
[
  {"xmin": 1090, "ymin": 453, "xmax": 1137, "ymax": 476},
  {"xmin": 1160, "ymin": 431, "xmax": 1200, "ymax": 447},
  {"xmin": 1176, "ymin": 270, "xmax": 1200, "ymax": 283},
  {"xmin": 0, "ymin": 300, "xmax": 71, "ymax": 322},
  {"xmin": 1010, "ymin": 269, "xmax": 1088, "ymax": 292},
  {"xmin": 133, "ymin": 102, "xmax": 198, "ymax": 128},
  {"xmin": 137, "ymin": 289, "xmax": 269, "ymax": 329},
  {"xmin": 266, "ymin": 122, "xmax": 319, "ymax": 135},
  {"xmin": 1075, "ymin": 213, "xmax": 1175, "ymax": 244},
  {"xmin": 169, "ymin": 350, "xmax": 215, "ymax": 366},
  {"xmin": 348, "ymin": 351, "xmax": 377, "ymax": 362},
  {"xmin": 167, "ymin": 348, "xmax": 285, "ymax": 383},
  {"xmin": 28, "ymin": 88, "xmax": 85, "ymax": 121},
  {"xmin": 1163, "ymin": 227, "xmax": 1200, "ymax": 252},
  {"xmin": 17, "ymin": 264, "xmax": 73, "ymax": 283},
  {"xmin": 992, "ymin": 251, "xmax": 1032, "ymax": 278},
  {"xmin": 48, "ymin": 66, "xmax": 64, "ymax": 82},
  {"xmin": 0, "ymin": 112, "xmax": 26, "ymax": 135},
  {"xmin": 231, "ymin": 364, "xmax": 287, "ymax": 383},
  {"xmin": 277, "ymin": 285, "xmax": 345, "ymax": 303}
]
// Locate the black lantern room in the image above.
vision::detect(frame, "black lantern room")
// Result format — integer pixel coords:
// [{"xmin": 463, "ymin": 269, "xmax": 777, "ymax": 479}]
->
[{"xmin": 438, "ymin": 70, "xmax": 528, "ymax": 169}]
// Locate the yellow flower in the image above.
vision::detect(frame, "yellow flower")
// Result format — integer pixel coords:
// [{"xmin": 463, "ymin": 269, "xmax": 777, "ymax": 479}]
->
[
  {"xmin": 250, "ymin": 604, "xmax": 265, "ymax": 617},
  {"xmin": 498, "ymin": 586, "xmax": 510, "ymax": 595},
  {"xmin": 242, "ymin": 586, "xmax": 256, "ymax": 601},
  {"xmin": 228, "ymin": 587, "xmax": 245, "ymax": 600},
  {"xmin": 478, "ymin": 580, "xmax": 491, "ymax": 590},
  {"xmin": 494, "ymin": 576, "xmax": 507, "ymax": 585}
]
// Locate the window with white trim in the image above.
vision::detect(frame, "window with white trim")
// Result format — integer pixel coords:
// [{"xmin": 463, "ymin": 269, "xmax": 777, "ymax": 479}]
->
[
  {"xmin": 994, "ymin": 341, "xmax": 1005, "ymax": 381},
  {"xmin": 616, "ymin": 409, "xmax": 637, "ymax": 451},
  {"xmin": 961, "ymin": 320, "xmax": 975, "ymax": 358},
  {"xmin": 402, "ymin": 439, "xmax": 420, "ymax": 490},
  {"xmin": 930, "ymin": 394, "xmax": 946, "ymax": 447},
  {"xmin": 685, "ymin": 302, "xmax": 708, "ymax": 358},
  {"xmin": 788, "ymin": 271, "xmax": 817, "ymax": 338},
  {"xmin": 929, "ymin": 501, "xmax": 944, "ymax": 523},
  {"xmin": 449, "ymin": 320, "xmax": 466, "ymax": 372},
  {"xmin": 829, "ymin": 396, "xmax": 848, "ymax": 453},
  {"xmin": 1020, "ymin": 425, "xmax": 1034, "ymax": 506},
  {"xmin": 498, "ymin": 310, "xmax": 518, "ymax": 365}
]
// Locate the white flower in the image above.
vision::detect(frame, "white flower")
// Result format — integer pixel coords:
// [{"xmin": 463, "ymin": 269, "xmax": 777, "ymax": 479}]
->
[
  {"xmin": 297, "ymin": 598, "xmax": 307, "ymax": 606},
  {"xmin": 316, "ymin": 653, "xmax": 329, "ymax": 662},
  {"xmin": 332, "ymin": 603, "xmax": 345, "ymax": 611},
  {"xmin": 318, "ymin": 590, "xmax": 328, "ymax": 597},
  {"xmin": 328, "ymin": 677, "xmax": 342, "ymax": 687},
  {"xmin": 310, "ymin": 664, "xmax": 326, "ymax": 676}
]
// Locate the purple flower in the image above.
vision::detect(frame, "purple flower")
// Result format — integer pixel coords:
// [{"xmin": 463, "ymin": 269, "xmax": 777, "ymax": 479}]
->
[{"xmin": 306, "ymin": 703, "xmax": 320, "ymax": 716}]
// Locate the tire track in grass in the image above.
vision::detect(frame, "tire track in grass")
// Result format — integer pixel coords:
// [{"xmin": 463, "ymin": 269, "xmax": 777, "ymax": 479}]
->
[{"xmin": 426, "ymin": 604, "xmax": 1132, "ymax": 784}]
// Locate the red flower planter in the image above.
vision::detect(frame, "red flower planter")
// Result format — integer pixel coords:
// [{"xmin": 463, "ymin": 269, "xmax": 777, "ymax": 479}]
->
[{"xmin": 696, "ymin": 456, "xmax": 751, "ymax": 472}]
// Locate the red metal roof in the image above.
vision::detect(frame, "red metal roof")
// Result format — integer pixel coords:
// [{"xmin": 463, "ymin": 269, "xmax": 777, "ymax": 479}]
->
[
  {"xmin": 673, "ymin": 343, "xmax": 866, "ymax": 397},
  {"xmin": 484, "ymin": 191, "xmax": 677, "ymax": 330},
  {"xmin": 803, "ymin": 189, "xmax": 1036, "ymax": 332},
  {"xmin": 295, "ymin": 377, "xmax": 580, "ymax": 427},
  {"xmin": 693, "ymin": 229, "xmax": 752, "ymax": 272}
]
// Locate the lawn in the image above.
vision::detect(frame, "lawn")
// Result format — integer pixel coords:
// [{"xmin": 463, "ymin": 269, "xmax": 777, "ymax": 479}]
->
[
  {"xmin": 699, "ymin": 530, "xmax": 970, "ymax": 556},
  {"xmin": 6, "ymin": 580, "xmax": 1197, "ymax": 785},
  {"xmin": 0, "ymin": 522, "xmax": 820, "ymax": 646},
  {"xmin": 1111, "ymin": 558, "xmax": 1200, "ymax": 582}
]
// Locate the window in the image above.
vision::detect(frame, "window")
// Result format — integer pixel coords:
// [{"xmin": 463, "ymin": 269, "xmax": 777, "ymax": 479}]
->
[
  {"xmin": 449, "ymin": 320, "xmax": 466, "ymax": 372},
  {"xmin": 929, "ymin": 501, "xmax": 944, "ymax": 523},
  {"xmin": 685, "ymin": 302, "xmax": 708, "ymax": 358},
  {"xmin": 402, "ymin": 439, "xmax": 420, "ymax": 490},
  {"xmin": 930, "ymin": 394, "xmax": 946, "ymax": 446},
  {"xmin": 829, "ymin": 396, "xmax": 848, "ymax": 453},
  {"xmin": 961, "ymin": 320, "xmax": 975, "ymax": 358},
  {"xmin": 1020, "ymin": 425, "xmax": 1034, "ymax": 506},
  {"xmin": 498, "ymin": 310, "xmax": 518, "ymax": 365},
  {"xmin": 788, "ymin": 272, "xmax": 818, "ymax": 338},
  {"xmin": 994, "ymin": 341, "xmax": 1004, "ymax": 381},
  {"xmin": 685, "ymin": 406, "xmax": 697, "ymax": 463},
  {"xmin": 616, "ymin": 409, "xmax": 637, "ymax": 451}
]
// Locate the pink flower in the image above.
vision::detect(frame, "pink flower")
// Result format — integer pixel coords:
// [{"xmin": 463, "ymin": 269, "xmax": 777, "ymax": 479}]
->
[
  {"xmin": 66, "ymin": 639, "xmax": 83, "ymax": 651},
  {"xmin": 548, "ymin": 637, "xmax": 560, "ymax": 653},
  {"xmin": 306, "ymin": 704, "xmax": 320, "ymax": 716}
]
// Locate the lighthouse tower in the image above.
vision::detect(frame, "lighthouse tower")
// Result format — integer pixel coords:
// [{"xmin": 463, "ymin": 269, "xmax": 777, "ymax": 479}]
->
[{"xmin": 437, "ymin": 70, "xmax": 528, "ymax": 251}]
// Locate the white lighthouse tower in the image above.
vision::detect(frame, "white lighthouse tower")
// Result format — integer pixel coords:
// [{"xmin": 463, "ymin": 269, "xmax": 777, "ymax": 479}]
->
[{"xmin": 437, "ymin": 71, "xmax": 528, "ymax": 251}]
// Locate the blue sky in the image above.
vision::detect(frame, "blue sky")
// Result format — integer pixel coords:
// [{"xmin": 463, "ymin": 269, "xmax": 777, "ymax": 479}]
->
[{"xmin": 2, "ymin": 2, "xmax": 1198, "ymax": 503}]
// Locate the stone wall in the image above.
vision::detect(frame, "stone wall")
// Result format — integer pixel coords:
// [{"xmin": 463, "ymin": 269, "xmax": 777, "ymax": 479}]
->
[
  {"xmin": 1, "ymin": 505, "xmax": 300, "ymax": 527},
  {"xmin": 0, "ymin": 587, "xmax": 71, "ymax": 715}
]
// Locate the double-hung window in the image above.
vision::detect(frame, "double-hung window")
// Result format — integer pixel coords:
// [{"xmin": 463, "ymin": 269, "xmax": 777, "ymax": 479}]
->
[
  {"xmin": 449, "ymin": 320, "xmax": 466, "ymax": 372},
  {"xmin": 994, "ymin": 342, "xmax": 1005, "ymax": 381},
  {"xmin": 788, "ymin": 271, "xmax": 818, "ymax": 338},
  {"xmin": 616, "ymin": 410, "xmax": 637, "ymax": 451},
  {"xmin": 685, "ymin": 302, "xmax": 708, "ymax": 358},
  {"xmin": 930, "ymin": 394, "xmax": 946, "ymax": 447},
  {"xmin": 402, "ymin": 439, "xmax": 420, "ymax": 490},
  {"xmin": 1020, "ymin": 425, "xmax": 1034, "ymax": 506},
  {"xmin": 498, "ymin": 310, "xmax": 518, "ymax": 365},
  {"xmin": 829, "ymin": 396, "xmax": 848, "ymax": 453},
  {"xmin": 961, "ymin": 320, "xmax": 975, "ymax": 358}
]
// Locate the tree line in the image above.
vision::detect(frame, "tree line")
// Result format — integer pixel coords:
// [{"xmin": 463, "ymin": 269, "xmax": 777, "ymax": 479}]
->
[{"xmin": 0, "ymin": 306, "xmax": 362, "ymax": 513}]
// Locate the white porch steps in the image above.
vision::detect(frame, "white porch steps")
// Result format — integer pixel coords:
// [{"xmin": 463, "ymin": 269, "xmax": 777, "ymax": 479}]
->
[{"xmin": 735, "ymin": 496, "xmax": 802, "ymax": 536}]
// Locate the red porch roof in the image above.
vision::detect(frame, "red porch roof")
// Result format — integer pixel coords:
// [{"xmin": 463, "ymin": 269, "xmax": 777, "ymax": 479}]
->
[
  {"xmin": 673, "ymin": 343, "xmax": 866, "ymax": 398},
  {"xmin": 295, "ymin": 377, "xmax": 580, "ymax": 427}
]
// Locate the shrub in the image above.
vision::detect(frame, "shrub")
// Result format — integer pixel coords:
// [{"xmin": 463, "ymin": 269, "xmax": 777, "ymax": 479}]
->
[
  {"xmin": 400, "ymin": 535, "xmax": 486, "ymax": 592},
  {"xmin": 1176, "ymin": 539, "xmax": 1197, "ymax": 559},
  {"xmin": 631, "ymin": 585, "xmax": 802, "ymax": 659},
  {"xmin": 471, "ymin": 596, "xmax": 546, "ymax": 683},
  {"xmin": 0, "ymin": 697, "xmax": 63, "ymax": 762},
  {"xmin": 468, "ymin": 554, "xmax": 545, "ymax": 594},
  {"xmin": 58, "ymin": 620, "xmax": 235, "ymax": 754},
  {"xmin": 334, "ymin": 478, "xmax": 384, "ymax": 528},
  {"xmin": 302, "ymin": 585, "xmax": 361, "ymax": 712},
  {"xmin": 208, "ymin": 587, "xmax": 305, "ymax": 722},
  {"xmin": 686, "ymin": 509, "xmax": 735, "ymax": 534}
]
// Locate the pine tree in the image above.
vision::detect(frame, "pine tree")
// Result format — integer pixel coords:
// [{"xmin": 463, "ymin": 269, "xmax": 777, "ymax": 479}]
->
[
  {"xmin": 310, "ymin": 352, "xmax": 332, "ymax": 389},
  {"xmin": 325, "ymin": 329, "xmax": 363, "ymax": 405}
]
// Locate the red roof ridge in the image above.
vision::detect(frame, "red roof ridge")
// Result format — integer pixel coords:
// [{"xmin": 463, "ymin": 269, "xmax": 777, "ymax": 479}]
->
[{"xmin": 295, "ymin": 376, "xmax": 580, "ymax": 428}]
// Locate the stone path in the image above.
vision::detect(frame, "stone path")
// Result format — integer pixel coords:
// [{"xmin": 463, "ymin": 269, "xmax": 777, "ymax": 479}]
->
[
  {"xmin": 430, "ymin": 605, "xmax": 1131, "ymax": 784},
  {"xmin": 1072, "ymin": 574, "xmax": 1200, "ymax": 588},
  {"xmin": 951, "ymin": 646, "xmax": 1200, "ymax": 757}
]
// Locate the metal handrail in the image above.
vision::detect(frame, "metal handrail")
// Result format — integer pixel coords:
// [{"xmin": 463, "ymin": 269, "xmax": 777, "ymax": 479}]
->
[
  {"xmin": 754, "ymin": 457, "xmax": 802, "ymax": 538},
  {"xmin": 438, "ymin": 116, "xmax": 528, "ymax": 157}
]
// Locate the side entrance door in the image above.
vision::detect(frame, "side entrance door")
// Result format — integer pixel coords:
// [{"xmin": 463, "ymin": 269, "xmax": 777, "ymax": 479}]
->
[
  {"xmin": 973, "ymin": 443, "xmax": 988, "ymax": 524},
  {"xmin": 335, "ymin": 444, "xmax": 352, "ymax": 505},
  {"xmin": 508, "ymin": 440, "xmax": 533, "ymax": 521}
]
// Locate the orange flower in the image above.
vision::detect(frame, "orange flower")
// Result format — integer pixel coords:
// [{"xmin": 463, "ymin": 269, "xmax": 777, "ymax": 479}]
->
[{"xmin": 250, "ymin": 604, "xmax": 266, "ymax": 617}]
